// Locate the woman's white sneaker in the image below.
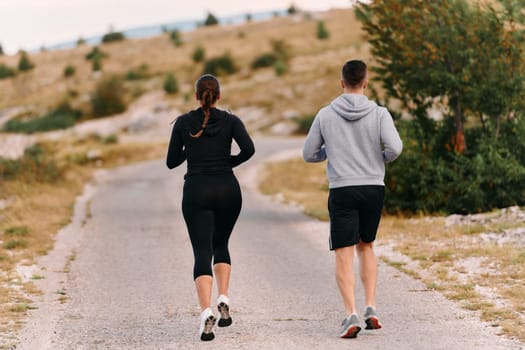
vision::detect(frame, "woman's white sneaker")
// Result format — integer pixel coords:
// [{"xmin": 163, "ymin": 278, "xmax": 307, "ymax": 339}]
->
[
  {"xmin": 199, "ymin": 308, "xmax": 216, "ymax": 341},
  {"xmin": 217, "ymin": 294, "xmax": 232, "ymax": 327}
]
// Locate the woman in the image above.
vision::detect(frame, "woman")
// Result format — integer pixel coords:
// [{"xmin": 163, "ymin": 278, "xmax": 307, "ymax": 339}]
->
[{"xmin": 166, "ymin": 74, "xmax": 255, "ymax": 341}]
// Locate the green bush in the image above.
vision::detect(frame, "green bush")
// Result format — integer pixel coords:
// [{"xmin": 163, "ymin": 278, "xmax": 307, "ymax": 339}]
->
[
  {"xmin": 0, "ymin": 144, "xmax": 62, "ymax": 183},
  {"xmin": 170, "ymin": 30, "xmax": 183, "ymax": 46},
  {"xmin": 317, "ymin": 21, "xmax": 330, "ymax": 40},
  {"xmin": 18, "ymin": 51, "xmax": 34, "ymax": 71},
  {"xmin": 64, "ymin": 64, "xmax": 76, "ymax": 77},
  {"xmin": 384, "ymin": 121, "xmax": 525, "ymax": 214},
  {"xmin": 192, "ymin": 45, "xmax": 205, "ymax": 63},
  {"xmin": 202, "ymin": 53, "xmax": 237, "ymax": 76},
  {"xmin": 4, "ymin": 103, "xmax": 82, "ymax": 134},
  {"xmin": 125, "ymin": 64, "xmax": 149, "ymax": 80},
  {"xmin": 251, "ymin": 53, "xmax": 278, "ymax": 69},
  {"xmin": 102, "ymin": 31, "xmax": 125, "ymax": 43},
  {"xmin": 274, "ymin": 60, "xmax": 288, "ymax": 76},
  {"xmin": 0, "ymin": 63, "xmax": 16, "ymax": 79},
  {"xmin": 163, "ymin": 73, "xmax": 179, "ymax": 94},
  {"xmin": 293, "ymin": 115, "xmax": 315, "ymax": 135},
  {"xmin": 90, "ymin": 75, "xmax": 127, "ymax": 117}
]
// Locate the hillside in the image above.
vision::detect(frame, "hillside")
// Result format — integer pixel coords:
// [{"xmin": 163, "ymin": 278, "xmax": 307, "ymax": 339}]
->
[{"xmin": 0, "ymin": 9, "xmax": 366, "ymax": 134}]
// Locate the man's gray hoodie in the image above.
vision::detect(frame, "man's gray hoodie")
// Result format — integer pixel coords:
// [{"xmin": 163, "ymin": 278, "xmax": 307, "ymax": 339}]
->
[{"xmin": 303, "ymin": 93, "xmax": 402, "ymax": 188}]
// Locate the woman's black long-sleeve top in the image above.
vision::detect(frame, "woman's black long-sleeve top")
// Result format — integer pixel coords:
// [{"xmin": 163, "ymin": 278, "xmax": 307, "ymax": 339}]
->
[{"xmin": 166, "ymin": 107, "xmax": 255, "ymax": 178}]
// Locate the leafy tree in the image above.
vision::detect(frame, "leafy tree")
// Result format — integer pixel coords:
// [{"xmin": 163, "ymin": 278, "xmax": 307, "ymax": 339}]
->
[
  {"xmin": 18, "ymin": 51, "xmax": 35, "ymax": 71},
  {"xmin": 204, "ymin": 12, "xmax": 219, "ymax": 26},
  {"xmin": 163, "ymin": 73, "xmax": 179, "ymax": 94},
  {"xmin": 102, "ymin": 31, "xmax": 125, "ymax": 43},
  {"xmin": 246, "ymin": 13, "xmax": 253, "ymax": 23},
  {"xmin": 287, "ymin": 3, "xmax": 299, "ymax": 15},
  {"xmin": 192, "ymin": 45, "xmax": 206, "ymax": 63},
  {"xmin": 77, "ymin": 37, "xmax": 86, "ymax": 46},
  {"xmin": 355, "ymin": 0, "xmax": 525, "ymax": 153},
  {"xmin": 317, "ymin": 20, "xmax": 330, "ymax": 40},
  {"xmin": 0, "ymin": 43, "xmax": 4, "ymax": 55}
]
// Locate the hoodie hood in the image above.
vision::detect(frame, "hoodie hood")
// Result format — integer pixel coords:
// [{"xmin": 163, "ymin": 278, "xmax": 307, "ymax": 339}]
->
[
  {"xmin": 330, "ymin": 94, "xmax": 377, "ymax": 121},
  {"xmin": 188, "ymin": 107, "xmax": 227, "ymax": 136}
]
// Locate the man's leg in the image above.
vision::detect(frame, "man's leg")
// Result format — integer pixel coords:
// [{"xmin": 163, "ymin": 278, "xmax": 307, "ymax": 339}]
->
[
  {"xmin": 356, "ymin": 240, "xmax": 377, "ymax": 307},
  {"xmin": 334, "ymin": 245, "xmax": 357, "ymax": 316}
]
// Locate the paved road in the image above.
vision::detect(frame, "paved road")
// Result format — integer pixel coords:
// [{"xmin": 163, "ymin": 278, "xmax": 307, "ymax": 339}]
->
[{"xmin": 17, "ymin": 137, "xmax": 524, "ymax": 349}]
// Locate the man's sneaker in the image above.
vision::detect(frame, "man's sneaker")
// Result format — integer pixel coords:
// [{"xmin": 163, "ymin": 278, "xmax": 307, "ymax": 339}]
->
[
  {"xmin": 339, "ymin": 313, "xmax": 361, "ymax": 338},
  {"xmin": 364, "ymin": 306, "xmax": 382, "ymax": 330},
  {"xmin": 217, "ymin": 294, "xmax": 232, "ymax": 327},
  {"xmin": 199, "ymin": 308, "xmax": 216, "ymax": 341}
]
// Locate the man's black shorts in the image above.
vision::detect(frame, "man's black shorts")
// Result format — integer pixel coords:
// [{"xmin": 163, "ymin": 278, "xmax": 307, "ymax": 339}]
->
[{"xmin": 328, "ymin": 185, "xmax": 385, "ymax": 250}]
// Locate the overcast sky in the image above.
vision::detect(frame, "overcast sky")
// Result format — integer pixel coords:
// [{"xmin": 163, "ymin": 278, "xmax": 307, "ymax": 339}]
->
[{"xmin": 0, "ymin": 0, "xmax": 351, "ymax": 54}]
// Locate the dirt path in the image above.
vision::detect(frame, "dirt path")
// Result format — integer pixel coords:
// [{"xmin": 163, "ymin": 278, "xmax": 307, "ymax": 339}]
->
[{"xmin": 14, "ymin": 137, "xmax": 524, "ymax": 349}]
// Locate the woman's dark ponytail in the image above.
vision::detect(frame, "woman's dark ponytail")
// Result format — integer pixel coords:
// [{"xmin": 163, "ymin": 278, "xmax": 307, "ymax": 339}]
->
[{"xmin": 191, "ymin": 75, "xmax": 220, "ymax": 138}]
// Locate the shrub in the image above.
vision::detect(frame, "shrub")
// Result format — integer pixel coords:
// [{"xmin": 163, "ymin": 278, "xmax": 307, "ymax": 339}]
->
[
  {"xmin": 163, "ymin": 73, "xmax": 179, "ymax": 94},
  {"xmin": 192, "ymin": 45, "xmax": 205, "ymax": 63},
  {"xmin": 125, "ymin": 64, "xmax": 149, "ymax": 80},
  {"xmin": 202, "ymin": 53, "xmax": 236, "ymax": 76},
  {"xmin": 4, "ymin": 102, "xmax": 82, "ymax": 134},
  {"xmin": 102, "ymin": 31, "xmax": 125, "ymax": 43},
  {"xmin": 293, "ymin": 115, "xmax": 315, "ymax": 135},
  {"xmin": 4, "ymin": 240, "xmax": 28, "ymax": 250},
  {"xmin": 251, "ymin": 53, "xmax": 278, "ymax": 69},
  {"xmin": 317, "ymin": 21, "xmax": 330, "ymax": 40},
  {"xmin": 64, "ymin": 64, "xmax": 76, "ymax": 77},
  {"xmin": 0, "ymin": 63, "xmax": 16, "ymax": 79},
  {"xmin": 18, "ymin": 51, "xmax": 34, "ymax": 71},
  {"xmin": 90, "ymin": 75, "xmax": 127, "ymax": 117},
  {"xmin": 85, "ymin": 46, "xmax": 107, "ymax": 72},
  {"xmin": 274, "ymin": 60, "xmax": 288, "ymax": 76},
  {"xmin": 384, "ymin": 121, "xmax": 525, "ymax": 214},
  {"xmin": 170, "ymin": 30, "xmax": 183, "ymax": 46},
  {"xmin": 5, "ymin": 226, "xmax": 29, "ymax": 236},
  {"xmin": 0, "ymin": 143, "xmax": 62, "ymax": 183},
  {"xmin": 204, "ymin": 12, "xmax": 219, "ymax": 26},
  {"xmin": 85, "ymin": 46, "xmax": 106, "ymax": 60}
]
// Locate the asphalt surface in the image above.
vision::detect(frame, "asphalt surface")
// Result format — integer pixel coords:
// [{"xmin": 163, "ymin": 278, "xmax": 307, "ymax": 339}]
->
[{"xmin": 16, "ymin": 136, "xmax": 524, "ymax": 349}]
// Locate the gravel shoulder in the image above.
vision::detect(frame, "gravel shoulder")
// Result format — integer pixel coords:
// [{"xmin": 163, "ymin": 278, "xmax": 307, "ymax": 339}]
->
[{"xmin": 14, "ymin": 136, "xmax": 524, "ymax": 350}]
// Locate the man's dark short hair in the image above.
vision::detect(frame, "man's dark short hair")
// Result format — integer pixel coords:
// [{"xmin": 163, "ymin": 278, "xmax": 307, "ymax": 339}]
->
[{"xmin": 342, "ymin": 60, "xmax": 367, "ymax": 88}]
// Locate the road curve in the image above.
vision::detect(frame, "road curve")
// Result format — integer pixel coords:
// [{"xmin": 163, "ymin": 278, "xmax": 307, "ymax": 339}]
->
[{"xmin": 16, "ymin": 136, "xmax": 523, "ymax": 350}]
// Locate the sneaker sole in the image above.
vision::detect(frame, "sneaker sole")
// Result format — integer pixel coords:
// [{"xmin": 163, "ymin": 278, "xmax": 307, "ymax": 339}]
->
[
  {"xmin": 340, "ymin": 325, "xmax": 361, "ymax": 339},
  {"xmin": 365, "ymin": 316, "xmax": 382, "ymax": 330},
  {"xmin": 218, "ymin": 302, "xmax": 232, "ymax": 327},
  {"xmin": 200, "ymin": 315, "xmax": 216, "ymax": 341}
]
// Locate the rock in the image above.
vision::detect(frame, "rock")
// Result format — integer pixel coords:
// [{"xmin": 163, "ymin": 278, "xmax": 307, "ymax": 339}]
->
[{"xmin": 270, "ymin": 121, "xmax": 298, "ymax": 136}]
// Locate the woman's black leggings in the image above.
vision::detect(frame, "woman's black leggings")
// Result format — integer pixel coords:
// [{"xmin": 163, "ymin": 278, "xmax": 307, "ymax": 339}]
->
[{"xmin": 182, "ymin": 173, "xmax": 242, "ymax": 280}]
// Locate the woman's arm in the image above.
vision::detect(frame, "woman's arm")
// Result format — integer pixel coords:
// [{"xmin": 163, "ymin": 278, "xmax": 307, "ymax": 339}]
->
[
  {"xmin": 166, "ymin": 118, "xmax": 187, "ymax": 169},
  {"xmin": 230, "ymin": 117, "xmax": 255, "ymax": 167}
]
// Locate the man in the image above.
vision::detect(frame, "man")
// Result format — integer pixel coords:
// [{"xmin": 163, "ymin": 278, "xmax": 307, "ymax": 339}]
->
[{"xmin": 302, "ymin": 60, "xmax": 402, "ymax": 338}]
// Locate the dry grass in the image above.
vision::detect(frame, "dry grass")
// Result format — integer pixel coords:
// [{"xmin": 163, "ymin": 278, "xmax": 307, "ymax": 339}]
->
[
  {"xmin": 0, "ymin": 138, "xmax": 166, "ymax": 340},
  {"xmin": 259, "ymin": 157, "xmax": 525, "ymax": 343}
]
